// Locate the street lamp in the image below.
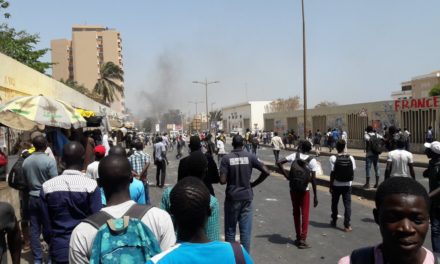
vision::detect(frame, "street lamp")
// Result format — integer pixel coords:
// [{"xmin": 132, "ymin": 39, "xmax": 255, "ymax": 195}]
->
[
  {"xmin": 188, "ymin": 100, "xmax": 203, "ymax": 117},
  {"xmin": 193, "ymin": 79, "xmax": 220, "ymax": 130},
  {"xmin": 301, "ymin": 0, "xmax": 308, "ymax": 138}
]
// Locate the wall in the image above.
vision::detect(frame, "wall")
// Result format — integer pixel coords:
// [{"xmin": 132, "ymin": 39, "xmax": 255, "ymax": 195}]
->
[
  {"xmin": 72, "ymin": 30, "xmax": 99, "ymax": 91},
  {"xmin": 0, "ymin": 52, "xmax": 111, "ymax": 114},
  {"xmin": 250, "ymin": 101, "xmax": 270, "ymax": 131},
  {"xmin": 222, "ymin": 103, "xmax": 252, "ymax": 134},
  {"xmin": 51, "ymin": 39, "xmax": 70, "ymax": 81}
]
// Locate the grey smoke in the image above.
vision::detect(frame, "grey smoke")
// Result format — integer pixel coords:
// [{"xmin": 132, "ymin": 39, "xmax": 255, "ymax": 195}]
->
[{"xmin": 137, "ymin": 52, "xmax": 183, "ymax": 120}]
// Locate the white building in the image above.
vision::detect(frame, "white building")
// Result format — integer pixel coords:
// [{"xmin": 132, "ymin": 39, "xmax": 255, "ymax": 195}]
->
[{"xmin": 222, "ymin": 101, "xmax": 271, "ymax": 134}]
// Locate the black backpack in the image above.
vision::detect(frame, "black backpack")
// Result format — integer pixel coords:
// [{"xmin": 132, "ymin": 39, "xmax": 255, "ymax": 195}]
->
[
  {"xmin": 8, "ymin": 157, "xmax": 27, "ymax": 191},
  {"xmin": 368, "ymin": 134, "xmax": 383, "ymax": 155},
  {"xmin": 289, "ymin": 153, "xmax": 313, "ymax": 192},
  {"xmin": 334, "ymin": 155, "xmax": 354, "ymax": 182}
]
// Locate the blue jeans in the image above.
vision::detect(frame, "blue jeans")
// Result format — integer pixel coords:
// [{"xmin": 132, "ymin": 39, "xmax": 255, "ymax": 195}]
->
[
  {"xmin": 365, "ymin": 155, "xmax": 379, "ymax": 178},
  {"xmin": 144, "ymin": 182, "xmax": 150, "ymax": 205},
  {"xmin": 224, "ymin": 200, "xmax": 253, "ymax": 253},
  {"xmin": 431, "ymin": 207, "xmax": 440, "ymax": 253},
  {"xmin": 29, "ymin": 196, "xmax": 43, "ymax": 262},
  {"xmin": 331, "ymin": 186, "xmax": 352, "ymax": 228}
]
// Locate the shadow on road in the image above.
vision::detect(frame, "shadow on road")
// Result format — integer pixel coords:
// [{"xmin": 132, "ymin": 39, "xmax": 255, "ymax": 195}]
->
[
  {"xmin": 256, "ymin": 234, "xmax": 296, "ymax": 245},
  {"xmin": 361, "ymin": 217, "xmax": 376, "ymax": 223},
  {"xmin": 309, "ymin": 220, "xmax": 332, "ymax": 228}
]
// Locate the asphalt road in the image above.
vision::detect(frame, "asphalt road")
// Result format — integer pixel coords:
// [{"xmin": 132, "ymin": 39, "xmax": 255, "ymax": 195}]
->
[{"xmin": 145, "ymin": 141, "xmax": 433, "ymax": 263}]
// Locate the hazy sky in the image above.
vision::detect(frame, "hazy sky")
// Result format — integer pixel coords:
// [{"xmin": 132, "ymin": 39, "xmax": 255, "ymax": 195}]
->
[{"xmin": 6, "ymin": 1, "xmax": 440, "ymax": 118}]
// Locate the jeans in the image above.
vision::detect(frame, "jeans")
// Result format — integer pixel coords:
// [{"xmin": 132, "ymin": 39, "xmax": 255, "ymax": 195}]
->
[
  {"xmin": 224, "ymin": 200, "xmax": 253, "ymax": 253},
  {"xmin": 144, "ymin": 182, "xmax": 150, "ymax": 205},
  {"xmin": 244, "ymin": 144, "xmax": 251, "ymax": 152},
  {"xmin": 331, "ymin": 186, "xmax": 352, "ymax": 228},
  {"xmin": 29, "ymin": 196, "xmax": 43, "ymax": 262},
  {"xmin": 156, "ymin": 160, "xmax": 166, "ymax": 187},
  {"xmin": 431, "ymin": 206, "xmax": 440, "ymax": 253},
  {"xmin": 365, "ymin": 155, "xmax": 380, "ymax": 178},
  {"xmin": 273, "ymin": 150, "xmax": 280, "ymax": 163},
  {"xmin": 290, "ymin": 191, "xmax": 310, "ymax": 241}
]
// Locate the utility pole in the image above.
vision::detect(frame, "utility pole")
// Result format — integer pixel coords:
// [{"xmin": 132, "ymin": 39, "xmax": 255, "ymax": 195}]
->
[
  {"xmin": 193, "ymin": 79, "xmax": 220, "ymax": 131},
  {"xmin": 301, "ymin": 0, "xmax": 308, "ymax": 138}
]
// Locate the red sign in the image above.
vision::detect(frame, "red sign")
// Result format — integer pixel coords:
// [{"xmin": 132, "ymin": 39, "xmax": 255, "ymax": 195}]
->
[{"xmin": 394, "ymin": 97, "xmax": 439, "ymax": 111}]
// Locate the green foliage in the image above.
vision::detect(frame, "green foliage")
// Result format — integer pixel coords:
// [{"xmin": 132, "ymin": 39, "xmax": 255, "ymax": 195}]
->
[
  {"xmin": 209, "ymin": 110, "xmax": 222, "ymax": 122},
  {"xmin": 94, "ymin": 62, "xmax": 124, "ymax": 104},
  {"xmin": 142, "ymin": 117, "xmax": 155, "ymax": 132},
  {"xmin": 0, "ymin": 24, "xmax": 52, "ymax": 73},
  {"xmin": 0, "ymin": 0, "xmax": 10, "ymax": 19},
  {"xmin": 429, "ymin": 83, "xmax": 440, "ymax": 96},
  {"xmin": 60, "ymin": 78, "xmax": 88, "ymax": 94}
]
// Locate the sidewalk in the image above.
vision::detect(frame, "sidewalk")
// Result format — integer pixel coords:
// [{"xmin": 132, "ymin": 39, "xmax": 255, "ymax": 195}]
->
[
  {"xmin": 260, "ymin": 145, "xmax": 429, "ymax": 202},
  {"xmin": 261, "ymin": 144, "xmax": 429, "ymax": 168}
]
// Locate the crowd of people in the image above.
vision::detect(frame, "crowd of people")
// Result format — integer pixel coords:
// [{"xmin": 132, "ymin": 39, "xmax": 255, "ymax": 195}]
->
[{"xmin": 1, "ymin": 123, "xmax": 440, "ymax": 263}]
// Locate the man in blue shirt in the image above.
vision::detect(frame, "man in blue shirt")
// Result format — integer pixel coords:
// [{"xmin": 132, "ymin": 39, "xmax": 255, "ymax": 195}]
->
[
  {"xmin": 22, "ymin": 136, "xmax": 58, "ymax": 264},
  {"xmin": 101, "ymin": 145, "xmax": 146, "ymax": 205},
  {"xmin": 148, "ymin": 177, "xmax": 253, "ymax": 264},
  {"xmin": 219, "ymin": 135, "xmax": 270, "ymax": 253},
  {"xmin": 40, "ymin": 142, "xmax": 102, "ymax": 264}
]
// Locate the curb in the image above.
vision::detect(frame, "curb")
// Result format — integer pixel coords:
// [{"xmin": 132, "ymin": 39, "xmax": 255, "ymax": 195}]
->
[
  {"xmin": 265, "ymin": 163, "xmax": 377, "ymax": 201},
  {"xmin": 260, "ymin": 144, "xmax": 428, "ymax": 168}
]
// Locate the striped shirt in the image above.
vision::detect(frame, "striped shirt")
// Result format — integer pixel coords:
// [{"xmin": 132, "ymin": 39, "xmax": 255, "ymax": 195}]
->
[
  {"xmin": 128, "ymin": 150, "xmax": 150, "ymax": 174},
  {"xmin": 40, "ymin": 170, "xmax": 102, "ymax": 263},
  {"xmin": 160, "ymin": 187, "xmax": 220, "ymax": 241}
]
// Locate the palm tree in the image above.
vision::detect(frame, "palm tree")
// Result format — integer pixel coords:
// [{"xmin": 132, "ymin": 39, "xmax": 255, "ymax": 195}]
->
[{"xmin": 94, "ymin": 62, "xmax": 124, "ymax": 104}]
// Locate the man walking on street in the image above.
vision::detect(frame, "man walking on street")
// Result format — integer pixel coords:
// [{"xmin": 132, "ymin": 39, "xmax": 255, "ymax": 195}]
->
[
  {"xmin": 423, "ymin": 141, "xmax": 440, "ymax": 254},
  {"xmin": 220, "ymin": 135, "xmax": 270, "ymax": 253},
  {"xmin": 128, "ymin": 140, "xmax": 151, "ymax": 204},
  {"xmin": 271, "ymin": 132, "xmax": 285, "ymax": 163},
  {"xmin": 277, "ymin": 141, "xmax": 319, "ymax": 249},
  {"xmin": 40, "ymin": 142, "xmax": 102, "ymax": 264},
  {"xmin": 385, "ymin": 135, "xmax": 415, "ymax": 180},
  {"xmin": 313, "ymin": 130, "xmax": 322, "ymax": 157},
  {"xmin": 22, "ymin": 136, "xmax": 58, "ymax": 264},
  {"xmin": 154, "ymin": 136, "xmax": 168, "ymax": 188},
  {"xmin": 364, "ymin": 125, "xmax": 383, "ymax": 189},
  {"xmin": 329, "ymin": 140, "xmax": 355, "ymax": 232}
]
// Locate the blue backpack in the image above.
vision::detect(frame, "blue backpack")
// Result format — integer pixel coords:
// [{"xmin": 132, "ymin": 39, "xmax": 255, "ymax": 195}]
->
[{"xmin": 83, "ymin": 204, "xmax": 161, "ymax": 264}]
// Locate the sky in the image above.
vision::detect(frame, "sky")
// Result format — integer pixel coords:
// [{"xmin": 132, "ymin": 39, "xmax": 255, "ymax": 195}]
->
[{"xmin": 5, "ymin": 0, "xmax": 440, "ymax": 118}]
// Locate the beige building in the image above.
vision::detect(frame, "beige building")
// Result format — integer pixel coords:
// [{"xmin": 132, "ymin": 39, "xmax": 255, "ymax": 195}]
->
[
  {"xmin": 51, "ymin": 25, "xmax": 124, "ymax": 114},
  {"xmin": 222, "ymin": 101, "xmax": 271, "ymax": 135},
  {"xmin": 391, "ymin": 70, "xmax": 440, "ymax": 100}
]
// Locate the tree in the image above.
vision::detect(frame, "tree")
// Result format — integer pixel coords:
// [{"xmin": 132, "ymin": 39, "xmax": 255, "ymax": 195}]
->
[
  {"xmin": 161, "ymin": 109, "xmax": 182, "ymax": 126},
  {"xmin": 209, "ymin": 110, "xmax": 222, "ymax": 122},
  {"xmin": 314, "ymin": 101, "xmax": 339, "ymax": 108},
  {"xmin": 429, "ymin": 83, "xmax": 440, "ymax": 96},
  {"xmin": 94, "ymin": 62, "xmax": 124, "ymax": 104},
  {"xmin": 264, "ymin": 96, "xmax": 302, "ymax": 113},
  {"xmin": 0, "ymin": 0, "xmax": 10, "ymax": 18},
  {"xmin": 60, "ymin": 78, "xmax": 88, "ymax": 94},
  {"xmin": 0, "ymin": 24, "xmax": 52, "ymax": 73}
]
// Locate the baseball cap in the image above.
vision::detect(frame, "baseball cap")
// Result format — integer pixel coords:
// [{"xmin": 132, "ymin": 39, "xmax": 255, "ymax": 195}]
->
[
  {"xmin": 424, "ymin": 141, "xmax": 440, "ymax": 154},
  {"xmin": 94, "ymin": 145, "xmax": 106, "ymax": 156}
]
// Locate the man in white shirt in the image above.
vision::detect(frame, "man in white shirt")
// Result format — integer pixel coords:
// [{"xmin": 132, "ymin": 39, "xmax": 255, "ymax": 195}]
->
[
  {"xmin": 385, "ymin": 135, "xmax": 415, "ymax": 180},
  {"xmin": 271, "ymin": 132, "xmax": 285, "ymax": 163},
  {"xmin": 216, "ymin": 136, "xmax": 226, "ymax": 164},
  {"xmin": 69, "ymin": 155, "xmax": 176, "ymax": 264},
  {"xmin": 86, "ymin": 145, "xmax": 106, "ymax": 180},
  {"xmin": 364, "ymin": 126, "xmax": 383, "ymax": 189},
  {"xmin": 276, "ymin": 141, "xmax": 318, "ymax": 249},
  {"xmin": 329, "ymin": 140, "xmax": 356, "ymax": 232},
  {"xmin": 154, "ymin": 137, "xmax": 168, "ymax": 187}
]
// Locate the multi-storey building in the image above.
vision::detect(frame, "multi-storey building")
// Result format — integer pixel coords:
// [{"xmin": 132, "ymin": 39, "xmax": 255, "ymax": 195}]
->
[{"xmin": 51, "ymin": 25, "xmax": 124, "ymax": 114}]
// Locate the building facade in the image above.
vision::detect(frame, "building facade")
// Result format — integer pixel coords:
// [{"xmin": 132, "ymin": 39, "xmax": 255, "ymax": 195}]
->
[
  {"xmin": 391, "ymin": 70, "xmax": 440, "ymax": 100},
  {"xmin": 51, "ymin": 25, "xmax": 124, "ymax": 114},
  {"xmin": 264, "ymin": 98, "xmax": 439, "ymax": 153},
  {"xmin": 222, "ymin": 101, "xmax": 271, "ymax": 135}
]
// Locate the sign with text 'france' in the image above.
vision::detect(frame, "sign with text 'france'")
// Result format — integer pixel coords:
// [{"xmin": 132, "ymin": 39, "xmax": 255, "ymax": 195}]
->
[{"xmin": 394, "ymin": 97, "xmax": 439, "ymax": 111}]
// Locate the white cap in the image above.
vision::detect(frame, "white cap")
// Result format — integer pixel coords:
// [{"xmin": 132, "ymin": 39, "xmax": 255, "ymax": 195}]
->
[{"xmin": 424, "ymin": 141, "xmax": 440, "ymax": 154}]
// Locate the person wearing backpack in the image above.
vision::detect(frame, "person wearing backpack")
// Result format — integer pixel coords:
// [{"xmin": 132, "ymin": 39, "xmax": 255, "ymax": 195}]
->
[
  {"xmin": 277, "ymin": 140, "xmax": 319, "ymax": 249},
  {"xmin": 69, "ymin": 155, "xmax": 176, "ymax": 264},
  {"xmin": 149, "ymin": 177, "xmax": 253, "ymax": 264},
  {"xmin": 338, "ymin": 177, "xmax": 435, "ymax": 264},
  {"xmin": 329, "ymin": 140, "xmax": 356, "ymax": 232},
  {"xmin": 423, "ymin": 141, "xmax": 440, "ymax": 255},
  {"xmin": 364, "ymin": 125, "xmax": 383, "ymax": 189}
]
